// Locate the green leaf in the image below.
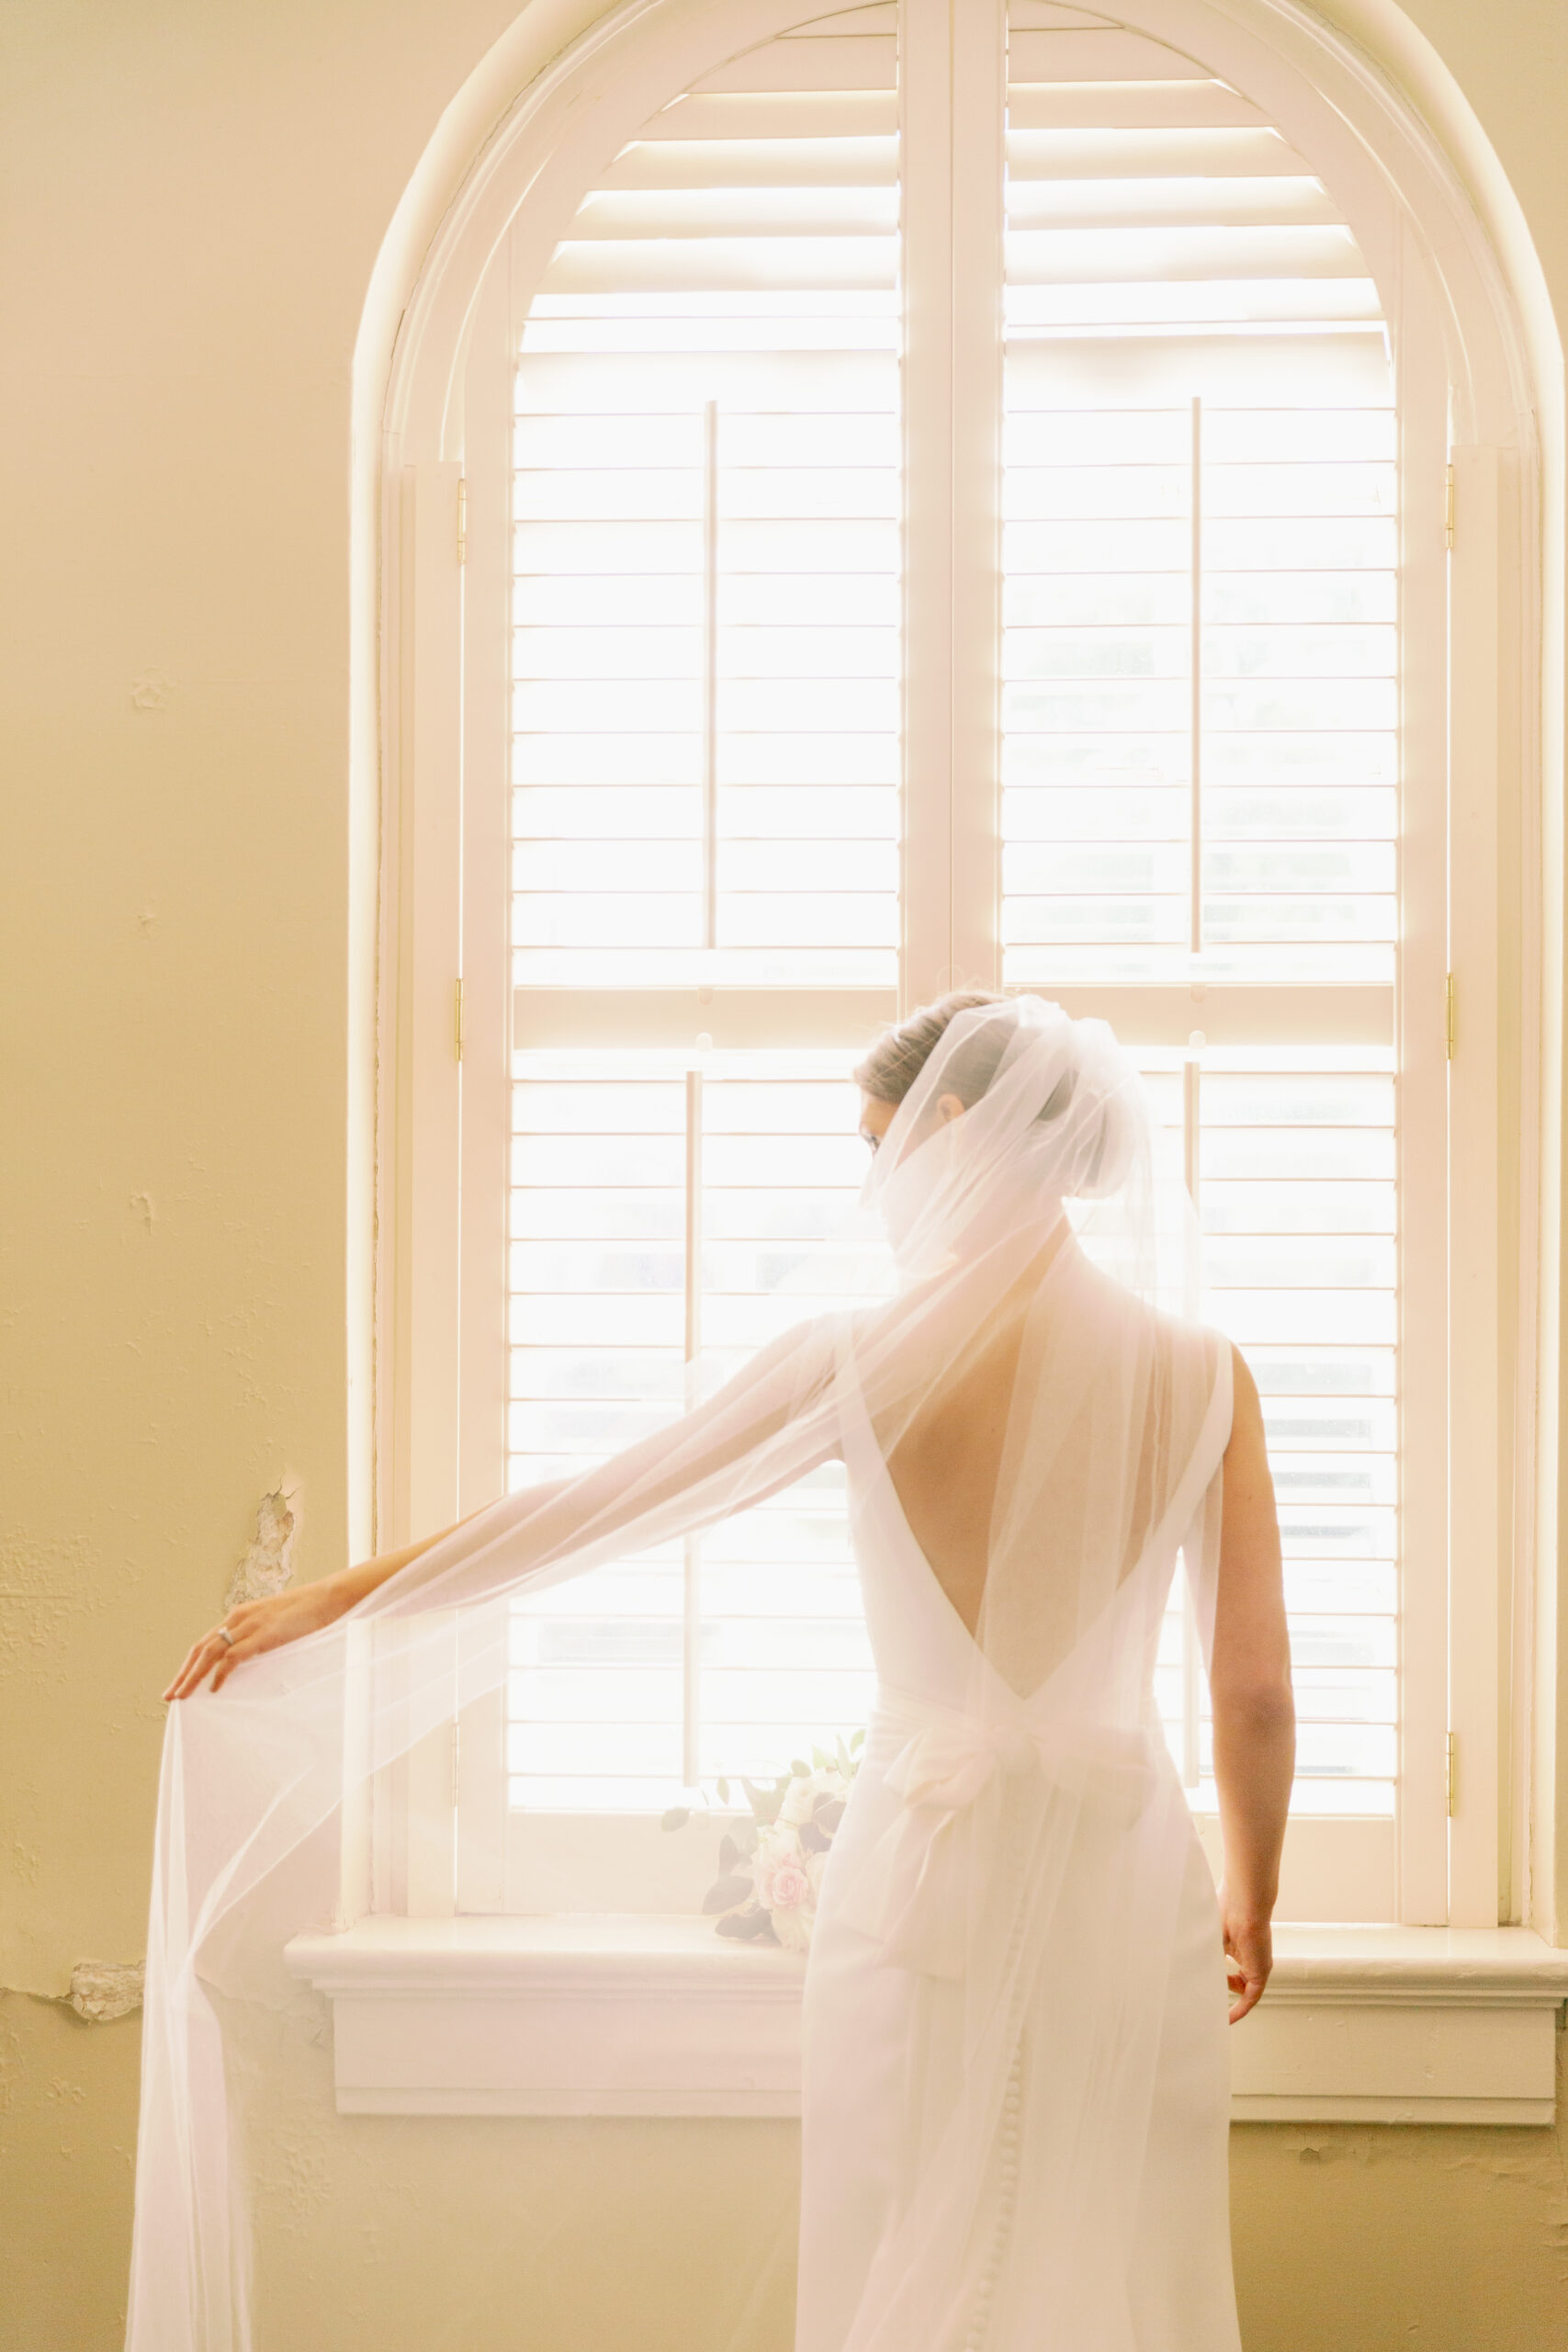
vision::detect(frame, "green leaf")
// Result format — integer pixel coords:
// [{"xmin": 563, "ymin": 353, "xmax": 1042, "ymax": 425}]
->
[
  {"xmin": 850, "ymin": 1728, "xmax": 866, "ymax": 1751},
  {"xmin": 702, "ymin": 1872, "xmax": 756, "ymax": 1915},
  {"xmin": 791, "ymin": 1758, "xmax": 810, "ymax": 1779},
  {"xmin": 716, "ymin": 1905, "xmax": 776, "ymax": 1943},
  {"xmin": 715, "ymin": 1905, "xmax": 782, "ymax": 1945},
  {"xmin": 660, "ymin": 1807, "xmax": 691, "ymax": 1832},
  {"xmin": 743, "ymin": 1776, "xmax": 784, "ymax": 1826}
]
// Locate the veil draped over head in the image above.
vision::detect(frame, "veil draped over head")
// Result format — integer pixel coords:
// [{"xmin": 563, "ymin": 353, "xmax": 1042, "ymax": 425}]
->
[{"xmin": 128, "ymin": 995, "xmax": 1232, "ymax": 2352}]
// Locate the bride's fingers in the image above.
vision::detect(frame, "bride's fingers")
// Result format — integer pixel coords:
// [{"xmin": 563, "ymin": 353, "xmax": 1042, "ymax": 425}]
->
[
  {"xmin": 163, "ymin": 1635, "xmax": 220, "ymax": 1702},
  {"xmin": 164, "ymin": 1625, "xmax": 242, "ymax": 1702},
  {"xmin": 161, "ymin": 1647, "xmax": 198, "ymax": 1702},
  {"xmin": 1226, "ymin": 1960, "xmax": 1269, "ymax": 2022}
]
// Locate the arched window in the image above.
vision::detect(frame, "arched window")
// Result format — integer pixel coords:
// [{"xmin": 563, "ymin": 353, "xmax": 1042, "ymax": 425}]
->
[{"xmin": 375, "ymin": 0, "xmax": 1536, "ymax": 1931}]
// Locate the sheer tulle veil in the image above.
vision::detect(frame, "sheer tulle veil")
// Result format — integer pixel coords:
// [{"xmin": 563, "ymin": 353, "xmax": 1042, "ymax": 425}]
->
[{"xmin": 128, "ymin": 994, "xmax": 1232, "ymax": 2352}]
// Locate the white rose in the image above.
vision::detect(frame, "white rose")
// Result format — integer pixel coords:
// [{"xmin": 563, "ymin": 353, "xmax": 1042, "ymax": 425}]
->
[{"xmin": 778, "ymin": 1767, "xmax": 847, "ymax": 1828}]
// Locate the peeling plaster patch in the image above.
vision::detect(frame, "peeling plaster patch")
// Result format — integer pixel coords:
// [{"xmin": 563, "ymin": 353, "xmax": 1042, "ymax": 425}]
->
[
  {"xmin": 130, "ymin": 669, "xmax": 174, "ymax": 710},
  {"xmin": 130, "ymin": 1190, "xmax": 155, "ymax": 1233},
  {"xmin": 1279, "ymin": 2128, "xmax": 1374, "ymax": 2169},
  {"xmin": 225, "ymin": 1484, "xmax": 300, "ymax": 1608},
  {"xmin": 0, "ymin": 1962, "xmax": 146, "ymax": 2019},
  {"xmin": 67, "ymin": 1960, "xmax": 144, "ymax": 2023}
]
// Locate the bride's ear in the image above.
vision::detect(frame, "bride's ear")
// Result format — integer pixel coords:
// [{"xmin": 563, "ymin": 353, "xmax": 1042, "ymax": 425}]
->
[{"xmin": 935, "ymin": 1092, "xmax": 965, "ymax": 1126}]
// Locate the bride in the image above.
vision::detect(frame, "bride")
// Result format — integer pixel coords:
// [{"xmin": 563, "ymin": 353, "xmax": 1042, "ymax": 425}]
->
[{"xmin": 152, "ymin": 991, "xmax": 1292, "ymax": 2352}]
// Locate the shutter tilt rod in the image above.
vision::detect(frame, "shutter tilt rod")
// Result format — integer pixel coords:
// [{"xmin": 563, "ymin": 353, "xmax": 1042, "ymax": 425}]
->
[
  {"xmin": 682, "ymin": 1069, "xmax": 704, "ymax": 1788},
  {"xmin": 1190, "ymin": 396, "xmax": 1202, "ymax": 958},
  {"xmin": 702, "ymin": 401, "xmax": 719, "ymax": 954}
]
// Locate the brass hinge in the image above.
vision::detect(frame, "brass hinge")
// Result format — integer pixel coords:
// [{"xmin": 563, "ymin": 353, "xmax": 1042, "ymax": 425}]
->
[
  {"xmin": 457, "ymin": 475, "xmax": 468, "ymax": 566},
  {"xmin": 1446, "ymin": 1730, "xmax": 1457, "ymax": 1816},
  {"xmin": 454, "ymin": 976, "xmax": 466, "ymax": 1065},
  {"xmin": 1445, "ymin": 972, "xmax": 1456, "ymax": 1059},
  {"xmin": 1445, "ymin": 462, "xmax": 1455, "ymax": 549}
]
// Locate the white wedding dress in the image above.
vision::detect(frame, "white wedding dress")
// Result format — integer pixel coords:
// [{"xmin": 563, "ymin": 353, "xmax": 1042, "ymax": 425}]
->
[{"xmin": 794, "ymin": 1272, "xmax": 1241, "ymax": 2352}]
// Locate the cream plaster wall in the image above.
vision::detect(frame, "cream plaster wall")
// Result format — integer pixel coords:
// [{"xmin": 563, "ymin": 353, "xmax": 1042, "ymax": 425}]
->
[{"xmin": 3, "ymin": 2, "xmax": 1568, "ymax": 2346}]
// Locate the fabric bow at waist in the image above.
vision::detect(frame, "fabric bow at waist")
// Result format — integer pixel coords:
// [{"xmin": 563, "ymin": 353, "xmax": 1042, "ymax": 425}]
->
[{"xmin": 838, "ymin": 1687, "xmax": 1161, "ymax": 1979}]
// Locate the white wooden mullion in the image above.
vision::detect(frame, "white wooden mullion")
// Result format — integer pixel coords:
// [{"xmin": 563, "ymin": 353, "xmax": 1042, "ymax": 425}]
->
[
  {"xmin": 1395, "ymin": 231, "xmax": 1454, "ymax": 1924},
  {"xmin": 1447, "ymin": 444, "xmax": 1506, "ymax": 1926},
  {"xmin": 394, "ymin": 461, "xmax": 466, "ymax": 1545},
  {"xmin": 405, "ymin": 1613, "xmax": 460, "ymax": 1921},
  {"xmin": 457, "ymin": 256, "xmax": 513, "ymax": 1525},
  {"xmin": 452, "ymin": 245, "xmax": 519, "ymax": 1914},
  {"xmin": 512, "ymin": 986, "xmax": 899, "ymax": 1052}
]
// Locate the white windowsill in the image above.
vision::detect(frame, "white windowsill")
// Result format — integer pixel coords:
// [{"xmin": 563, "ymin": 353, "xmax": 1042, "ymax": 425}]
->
[{"xmin": 284, "ymin": 1917, "xmax": 1568, "ymax": 2126}]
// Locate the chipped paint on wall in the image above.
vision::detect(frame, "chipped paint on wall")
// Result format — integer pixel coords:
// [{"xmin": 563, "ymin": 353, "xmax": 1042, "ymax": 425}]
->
[
  {"xmin": 66, "ymin": 1962, "xmax": 144, "ymax": 2024},
  {"xmin": 0, "ymin": 1962, "xmax": 145, "ymax": 2023},
  {"xmin": 226, "ymin": 1484, "xmax": 300, "ymax": 1609}
]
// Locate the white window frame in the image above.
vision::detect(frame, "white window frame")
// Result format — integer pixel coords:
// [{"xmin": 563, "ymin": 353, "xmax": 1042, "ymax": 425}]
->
[{"xmin": 358, "ymin": 0, "xmax": 1542, "ymax": 1953}]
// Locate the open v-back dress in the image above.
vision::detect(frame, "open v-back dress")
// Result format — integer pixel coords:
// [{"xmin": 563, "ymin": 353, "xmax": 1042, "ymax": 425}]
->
[{"xmin": 792, "ymin": 1300, "xmax": 1241, "ymax": 2352}]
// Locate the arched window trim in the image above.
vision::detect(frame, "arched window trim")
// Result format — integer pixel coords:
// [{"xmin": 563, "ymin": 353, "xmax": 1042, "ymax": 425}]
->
[{"xmin": 358, "ymin": 0, "xmax": 1551, "ymax": 1940}]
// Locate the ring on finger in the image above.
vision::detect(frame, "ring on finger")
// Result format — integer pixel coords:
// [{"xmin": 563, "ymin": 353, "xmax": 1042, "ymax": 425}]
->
[{"xmin": 216, "ymin": 1626, "xmax": 236, "ymax": 1648}]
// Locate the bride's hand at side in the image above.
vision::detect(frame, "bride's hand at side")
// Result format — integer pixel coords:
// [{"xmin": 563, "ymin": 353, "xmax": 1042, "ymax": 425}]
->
[{"xmin": 1218, "ymin": 1889, "xmax": 1273, "ymax": 2023}]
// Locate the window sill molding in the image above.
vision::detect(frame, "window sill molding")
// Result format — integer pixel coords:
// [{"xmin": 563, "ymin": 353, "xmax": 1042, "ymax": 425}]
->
[{"xmin": 284, "ymin": 1917, "xmax": 1568, "ymax": 2126}]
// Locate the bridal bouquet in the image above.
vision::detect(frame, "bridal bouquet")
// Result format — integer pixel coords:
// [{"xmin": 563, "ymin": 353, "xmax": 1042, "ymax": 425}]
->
[{"xmin": 662, "ymin": 1733, "xmax": 864, "ymax": 1952}]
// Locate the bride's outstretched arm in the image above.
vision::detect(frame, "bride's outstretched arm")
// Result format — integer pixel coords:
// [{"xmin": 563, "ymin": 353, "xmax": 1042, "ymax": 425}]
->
[
  {"xmin": 1209, "ymin": 1343, "xmax": 1294, "ymax": 2022},
  {"xmin": 164, "ymin": 1313, "xmax": 843, "ymax": 1698}
]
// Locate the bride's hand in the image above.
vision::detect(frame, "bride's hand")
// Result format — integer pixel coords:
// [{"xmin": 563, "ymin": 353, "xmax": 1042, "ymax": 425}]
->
[
  {"xmin": 1218, "ymin": 1888, "xmax": 1273, "ymax": 2023},
  {"xmin": 162, "ymin": 1578, "xmax": 350, "ymax": 1702}
]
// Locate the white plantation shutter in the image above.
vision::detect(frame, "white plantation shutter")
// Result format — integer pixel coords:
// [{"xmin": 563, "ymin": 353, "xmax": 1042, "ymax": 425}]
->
[
  {"xmin": 999, "ymin": 8, "xmax": 1406, "ymax": 1883},
  {"xmin": 506, "ymin": 11, "xmax": 898, "ymax": 1820},
  {"xmin": 434, "ymin": 0, "xmax": 1459, "ymax": 1920}
]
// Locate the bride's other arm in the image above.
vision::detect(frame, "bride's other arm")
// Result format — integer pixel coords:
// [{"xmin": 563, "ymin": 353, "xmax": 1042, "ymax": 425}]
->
[
  {"xmin": 164, "ymin": 1315, "xmax": 840, "ymax": 1700},
  {"xmin": 1209, "ymin": 1342, "xmax": 1293, "ymax": 2023}
]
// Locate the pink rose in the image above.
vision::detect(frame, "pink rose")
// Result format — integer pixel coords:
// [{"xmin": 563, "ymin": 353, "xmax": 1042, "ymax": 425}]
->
[
  {"xmin": 754, "ymin": 1829, "xmax": 821, "ymax": 1951},
  {"xmin": 768, "ymin": 1860, "xmax": 812, "ymax": 1911}
]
